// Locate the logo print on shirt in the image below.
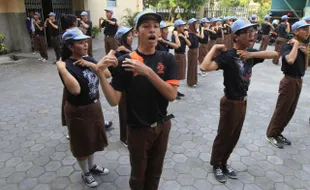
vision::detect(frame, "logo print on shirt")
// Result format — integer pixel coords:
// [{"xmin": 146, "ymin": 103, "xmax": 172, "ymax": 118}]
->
[
  {"xmin": 157, "ymin": 63, "xmax": 165, "ymax": 74},
  {"xmin": 83, "ymin": 69, "xmax": 99, "ymax": 99}
]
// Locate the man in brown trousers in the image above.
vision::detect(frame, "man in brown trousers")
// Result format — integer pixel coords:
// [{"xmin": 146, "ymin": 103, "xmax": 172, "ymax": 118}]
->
[
  {"xmin": 259, "ymin": 14, "xmax": 274, "ymax": 51},
  {"xmin": 96, "ymin": 9, "xmax": 179, "ymax": 189},
  {"xmin": 273, "ymin": 15, "xmax": 290, "ymax": 64},
  {"xmin": 267, "ymin": 20, "xmax": 309, "ymax": 149},
  {"xmin": 99, "ymin": 9, "xmax": 118, "ymax": 55},
  {"xmin": 200, "ymin": 18, "xmax": 277, "ymax": 183}
]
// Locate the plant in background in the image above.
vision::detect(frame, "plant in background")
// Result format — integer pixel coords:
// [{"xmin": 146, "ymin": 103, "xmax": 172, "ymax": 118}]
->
[
  {"xmin": 0, "ymin": 33, "xmax": 7, "ymax": 55},
  {"xmin": 121, "ymin": 8, "xmax": 140, "ymax": 27},
  {"xmin": 91, "ymin": 25, "xmax": 101, "ymax": 38}
]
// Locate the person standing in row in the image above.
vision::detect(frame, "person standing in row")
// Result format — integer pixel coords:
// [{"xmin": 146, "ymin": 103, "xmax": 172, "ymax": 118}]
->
[
  {"xmin": 45, "ymin": 12, "xmax": 61, "ymax": 64},
  {"xmin": 266, "ymin": 20, "xmax": 309, "ymax": 149},
  {"xmin": 26, "ymin": 11, "xmax": 36, "ymax": 54},
  {"xmin": 33, "ymin": 12, "xmax": 48, "ymax": 62},
  {"xmin": 223, "ymin": 17, "xmax": 233, "ymax": 49},
  {"xmin": 96, "ymin": 9, "xmax": 179, "ymax": 189},
  {"xmin": 250, "ymin": 14, "xmax": 259, "ymax": 47},
  {"xmin": 78, "ymin": 11, "xmax": 93, "ymax": 57},
  {"xmin": 198, "ymin": 18, "xmax": 210, "ymax": 77},
  {"xmin": 172, "ymin": 19, "xmax": 191, "ymax": 99},
  {"xmin": 259, "ymin": 14, "xmax": 274, "ymax": 51},
  {"xmin": 216, "ymin": 19, "xmax": 224, "ymax": 44},
  {"xmin": 207, "ymin": 18, "xmax": 218, "ymax": 52},
  {"xmin": 187, "ymin": 18, "xmax": 199, "ymax": 87},
  {"xmin": 200, "ymin": 18, "xmax": 277, "ymax": 183},
  {"xmin": 99, "ymin": 9, "xmax": 118, "ymax": 55},
  {"xmin": 273, "ymin": 15, "xmax": 290, "ymax": 65},
  {"xmin": 57, "ymin": 28, "xmax": 110, "ymax": 188},
  {"xmin": 156, "ymin": 21, "xmax": 180, "ymax": 52}
]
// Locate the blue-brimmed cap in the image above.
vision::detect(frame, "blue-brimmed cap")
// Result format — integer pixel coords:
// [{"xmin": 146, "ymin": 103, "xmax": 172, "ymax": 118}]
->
[
  {"xmin": 210, "ymin": 17, "xmax": 218, "ymax": 22},
  {"xmin": 222, "ymin": 17, "xmax": 230, "ymax": 22},
  {"xmin": 48, "ymin": 12, "xmax": 56, "ymax": 17},
  {"xmin": 264, "ymin": 14, "xmax": 271, "ymax": 20},
  {"xmin": 303, "ymin": 16, "xmax": 310, "ymax": 22},
  {"xmin": 160, "ymin": 21, "xmax": 172, "ymax": 29},
  {"xmin": 231, "ymin": 16, "xmax": 238, "ymax": 20},
  {"xmin": 281, "ymin": 15, "xmax": 289, "ymax": 21},
  {"xmin": 80, "ymin": 11, "xmax": 88, "ymax": 16},
  {"xmin": 35, "ymin": 12, "xmax": 41, "ymax": 18},
  {"xmin": 174, "ymin": 19, "xmax": 186, "ymax": 27},
  {"xmin": 188, "ymin": 18, "xmax": 198, "ymax": 25},
  {"xmin": 200, "ymin": 18, "xmax": 209, "ymax": 24},
  {"xmin": 104, "ymin": 9, "xmax": 114, "ymax": 14},
  {"xmin": 115, "ymin": 26, "xmax": 133, "ymax": 40},
  {"xmin": 135, "ymin": 9, "xmax": 162, "ymax": 29},
  {"xmin": 251, "ymin": 14, "xmax": 257, "ymax": 19},
  {"xmin": 291, "ymin": 20, "xmax": 310, "ymax": 31},
  {"xmin": 231, "ymin": 18, "xmax": 257, "ymax": 34},
  {"xmin": 62, "ymin": 27, "xmax": 90, "ymax": 41}
]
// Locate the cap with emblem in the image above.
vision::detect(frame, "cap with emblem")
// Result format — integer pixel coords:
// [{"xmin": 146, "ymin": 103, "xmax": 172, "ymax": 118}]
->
[
  {"xmin": 80, "ymin": 11, "xmax": 88, "ymax": 16},
  {"xmin": 160, "ymin": 21, "xmax": 172, "ymax": 29},
  {"xmin": 231, "ymin": 18, "xmax": 257, "ymax": 34},
  {"xmin": 104, "ymin": 9, "xmax": 114, "ymax": 14},
  {"xmin": 174, "ymin": 19, "xmax": 186, "ymax": 27},
  {"xmin": 135, "ymin": 9, "xmax": 162, "ymax": 29},
  {"xmin": 188, "ymin": 18, "xmax": 198, "ymax": 25},
  {"xmin": 291, "ymin": 20, "xmax": 310, "ymax": 31},
  {"xmin": 62, "ymin": 27, "xmax": 90, "ymax": 41},
  {"xmin": 115, "ymin": 26, "xmax": 133, "ymax": 40},
  {"xmin": 48, "ymin": 12, "xmax": 56, "ymax": 17},
  {"xmin": 281, "ymin": 15, "xmax": 289, "ymax": 21}
]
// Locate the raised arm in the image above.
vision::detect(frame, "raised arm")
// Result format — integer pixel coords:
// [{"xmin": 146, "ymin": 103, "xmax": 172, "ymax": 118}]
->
[
  {"xmin": 285, "ymin": 39, "xmax": 299, "ymax": 64},
  {"xmin": 237, "ymin": 50, "xmax": 278, "ymax": 60},
  {"xmin": 56, "ymin": 60, "xmax": 81, "ymax": 95},
  {"xmin": 200, "ymin": 44, "xmax": 227, "ymax": 71}
]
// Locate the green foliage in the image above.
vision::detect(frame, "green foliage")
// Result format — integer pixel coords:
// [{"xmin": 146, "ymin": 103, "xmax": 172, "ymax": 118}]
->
[
  {"xmin": 91, "ymin": 25, "xmax": 101, "ymax": 38},
  {"xmin": 143, "ymin": 0, "xmax": 161, "ymax": 7},
  {"xmin": 0, "ymin": 33, "xmax": 7, "ymax": 55},
  {"xmin": 218, "ymin": 0, "xmax": 250, "ymax": 8},
  {"xmin": 257, "ymin": 1, "xmax": 271, "ymax": 22},
  {"xmin": 121, "ymin": 8, "xmax": 140, "ymax": 28}
]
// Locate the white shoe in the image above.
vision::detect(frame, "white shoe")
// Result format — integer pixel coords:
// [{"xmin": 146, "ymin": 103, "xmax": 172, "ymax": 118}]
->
[
  {"xmin": 42, "ymin": 58, "xmax": 46, "ymax": 62},
  {"xmin": 201, "ymin": 72, "xmax": 208, "ymax": 77},
  {"xmin": 38, "ymin": 58, "xmax": 43, "ymax": 61},
  {"xmin": 81, "ymin": 172, "xmax": 98, "ymax": 188},
  {"xmin": 33, "ymin": 51, "xmax": 37, "ymax": 55}
]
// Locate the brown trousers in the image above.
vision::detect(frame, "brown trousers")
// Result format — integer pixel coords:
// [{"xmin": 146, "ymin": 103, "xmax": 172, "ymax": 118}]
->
[
  {"xmin": 210, "ymin": 96, "xmax": 247, "ymax": 167},
  {"xmin": 50, "ymin": 35, "xmax": 61, "ymax": 60},
  {"xmin": 128, "ymin": 121, "xmax": 171, "ymax": 190},
  {"xmin": 35, "ymin": 35, "xmax": 48, "ymax": 59},
  {"xmin": 259, "ymin": 35, "xmax": 269, "ymax": 51},
  {"xmin": 104, "ymin": 36, "xmax": 118, "ymax": 55},
  {"xmin": 266, "ymin": 76, "xmax": 302, "ymax": 137},
  {"xmin": 187, "ymin": 48, "xmax": 198, "ymax": 86},
  {"xmin": 61, "ymin": 88, "xmax": 68, "ymax": 126},
  {"xmin": 175, "ymin": 53, "xmax": 186, "ymax": 80},
  {"xmin": 119, "ymin": 92, "xmax": 128, "ymax": 144},
  {"xmin": 87, "ymin": 38, "xmax": 93, "ymax": 57},
  {"xmin": 273, "ymin": 37, "xmax": 287, "ymax": 64}
]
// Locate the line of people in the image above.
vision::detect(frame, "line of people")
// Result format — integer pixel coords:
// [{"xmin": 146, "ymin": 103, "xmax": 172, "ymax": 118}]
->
[{"xmin": 56, "ymin": 8, "xmax": 309, "ymax": 188}]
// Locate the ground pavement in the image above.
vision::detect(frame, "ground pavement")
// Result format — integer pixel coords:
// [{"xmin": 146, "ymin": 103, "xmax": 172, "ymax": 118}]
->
[{"xmin": 0, "ymin": 38, "xmax": 310, "ymax": 190}]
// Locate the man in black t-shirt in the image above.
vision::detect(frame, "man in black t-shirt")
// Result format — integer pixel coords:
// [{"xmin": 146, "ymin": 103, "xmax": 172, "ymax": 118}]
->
[
  {"xmin": 200, "ymin": 18, "xmax": 277, "ymax": 183},
  {"xmin": 273, "ymin": 15, "xmax": 291, "ymax": 64},
  {"xmin": 96, "ymin": 9, "xmax": 178, "ymax": 189},
  {"xmin": 99, "ymin": 9, "xmax": 118, "ymax": 55},
  {"xmin": 45, "ymin": 12, "xmax": 61, "ymax": 63},
  {"xmin": 33, "ymin": 12, "xmax": 48, "ymax": 62},
  {"xmin": 259, "ymin": 14, "xmax": 274, "ymax": 50},
  {"xmin": 267, "ymin": 20, "xmax": 310, "ymax": 149},
  {"xmin": 78, "ymin": 11, "xmax": 93, "ymax": 57},
  {"xmin": 156, "ymin": 21, "xmax": 180, "ymax": 52}
]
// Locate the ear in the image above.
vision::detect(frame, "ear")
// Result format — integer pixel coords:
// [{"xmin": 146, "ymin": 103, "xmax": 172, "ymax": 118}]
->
[{"xmin": 68, "ymin": 44, "xmax": 74, "ymax": 52}]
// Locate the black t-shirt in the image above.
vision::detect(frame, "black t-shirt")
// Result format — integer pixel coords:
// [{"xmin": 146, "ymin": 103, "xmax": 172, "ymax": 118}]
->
[
  {"xmin": 35, "ymin": 21, "xmax": 44, "ymax": 36},
  {"xmin": 251, "ymin": 21, "xmax": 259, "ymax": 30},
  {"xmin": 60, "ymin": 56, "xmax": 99, "ymax": 106},
  {"xmin": 109, "ymin": 50, "xmax": 130, "ymax": 77},
  {"xmin": 277, "ymin": 24, "xmax": 288, "ymax": 38},
  {"xmin": 217, "ymin": 28, "xmax": 223, "ymax": 38},
  {"xmin": 188, "ymin": 33, "xmax": 199, "ymax": 49},
  {"xmin": 172, "ymin": 33, "xmax": 186, "ymax": 54},
  {"xmin": 261, "ymin": 23, "xmax": 271, "ymax": 35},
  {"xmin": 101, "ymin": 18, "xmax": 118, "ymax": 35},
  {"xmin": 156, "ymin": 39, "xmax": 173, "ymax": 52},
  {"xmin": 214, "ymin": 48, "xmax": 264, "ymax": 98},
  {"xmin": 209, "ymin": 30, "xmax": 218, "ymax": 40},
  {"xmin": 223, "ymin": 25, "xmax": 232, "ymax": 34},
  {"xmin": 199, "ymin": 30, "xmax": 209, "ymax": 44},
  {"xmin": 79, "ymin": 20, "xmax": 92, "ymax": 36},
  {"xmin": 47, "ymin": 21, "xmax": 59, "ymax": 37},
  {"xmin": 111, "ymin": 50, "xmax": 178, "ymax": 126},
  {"xmin": 281, "ymin": 43, "xmax": 305, "ymax": 77}
]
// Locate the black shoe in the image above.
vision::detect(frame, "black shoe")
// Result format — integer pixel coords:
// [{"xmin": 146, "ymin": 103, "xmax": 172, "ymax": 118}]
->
[
  {"xmin": 177, "ymin": 92, "xmax": 185, "ymax": 97},
  {"xmin": 277, "ymin": 135, "xmax": 291, "ymax": 145},
  {"xmin": 213, "ymin": 166, "xmax": 227, "ymax": 183},
  {"xmin": 104, "ymin": 121, "xmax": 113, "ymax": 129},
  {"xmin": 222, "ymin": 165, "xmax": 238, "ymax": 179},
  {"xmin": 176, "ymin": 95, "xmax": 181, "ymax": 100},
  {"xmin": 266, "ymin": 136, "xmax": 284, "ymax": 149}
]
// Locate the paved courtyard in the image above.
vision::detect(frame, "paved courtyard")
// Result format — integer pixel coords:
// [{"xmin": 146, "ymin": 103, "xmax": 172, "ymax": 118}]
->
[{"xmin": 0, "ymin": 39, "xmax": 310, "ymax": 190}]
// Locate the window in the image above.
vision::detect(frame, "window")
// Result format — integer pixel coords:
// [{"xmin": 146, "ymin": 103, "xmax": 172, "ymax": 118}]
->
[{"xmin": 107, "ymin": 0, "xmax": 116, "ymax": 7}]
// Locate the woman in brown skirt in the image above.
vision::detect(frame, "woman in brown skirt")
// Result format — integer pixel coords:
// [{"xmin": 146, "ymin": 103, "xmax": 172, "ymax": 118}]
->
[
  {"xmin": 198, "ymin": 18, "xmax": 210, "ymax": 77},
  {"xmin": 223, "ymin": 17, "xmax": 233, "ymax": 49},
  {"xmin": 216, "ymin": 19, "xmax": 224, "ymax": 44},
  {"xmin": 172, "ymin": 19, "xmax": 191, "ymax": 98},
  {"xmin": 57, "ymin": 28, "xmax": 110, "ymax": 188},
  {"xmin": 207, "ymin": 18, "xmax": 218, "ymax": 52},
  {"xmin": 187, "ymin": 18, "xmax": 200, "ymax": 87}
]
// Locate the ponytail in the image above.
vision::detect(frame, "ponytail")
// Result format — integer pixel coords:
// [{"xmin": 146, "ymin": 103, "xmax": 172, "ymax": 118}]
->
[
  {"xmin": 60, "ymin": 14, "xmax": 77, "ymax": 31},
  {"xmin": 61, "ymin": 39, "xmax": 74, "ymax": 61}
]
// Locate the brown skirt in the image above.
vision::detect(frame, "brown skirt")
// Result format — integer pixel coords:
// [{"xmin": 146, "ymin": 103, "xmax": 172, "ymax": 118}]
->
[
  {"xmin": 64, "ymin": 101, "xmax": 108, "ymax": 158},
  {"xmin": 198, "ymin": 43, "xmax": 208, "ymax": 63},
  {"xmin": 175, "ymin": 53, "xmax": 186, "ymax": 80},
  {"xmin": 187, "ymin": 48, "xmax": 198, "ymax": 86},
  {"xmin": 61, "ymin": 88, "xmax": 68, "ymax": 126},
  {"xmin": 226, "ymin": 34, "xmax": 233, "ymax": 49},
  {"xmin": 207, "ymin": 39, "xmax": 216, "ymax": 52},
  {"xmin": 216, "ymin": 37, "xmax": 223, "ymax": 44},
  {"xmin": 223, "ymin": 34, "xmax": 229, "ymax": 48}
]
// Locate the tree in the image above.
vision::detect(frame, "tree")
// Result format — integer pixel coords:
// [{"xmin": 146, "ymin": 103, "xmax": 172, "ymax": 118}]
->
[{"xmin": 143, "ymin": 0, "xmax": 161, "ymax": 8}]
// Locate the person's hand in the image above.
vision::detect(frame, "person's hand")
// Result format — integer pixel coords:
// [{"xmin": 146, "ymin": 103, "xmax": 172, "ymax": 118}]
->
[
  {"xmin": 122, "ymin": 58, "xmax": 151, "ymax": 76},
  {"xmin": 73, "ymin": 59, "xmax": 92, "ymax": 67},
  {"xmin": 77, "ymin": 18, "xmax": 81, "ymax": 21},
  {"xmin": 237, "ymin": 50, "xmax": 253, "ymax": 59},
  {"xmin": 158, "ymin": 37, "xmax": 164, "ymax": 42},
  {"xmin": 96, "ymin": 50, "xmax": 118, "ymax": 73},
  {"xmin": 117, "ymin": 45, "xmax": 131, "ymax": 53},
  {"xmin": 214, "ymin": 44, "xmax": 227, "ymax": 52},
  {"xmin": 289, "ymin": 38, "xmax": 299, "ymax": 46},
  {"xmin": 299, "ymin": 46, "xmax": 307, "ymax": 54},
  {"xmin": 56, "ymin": 58, "xmax": 66, "ymax": 71}
]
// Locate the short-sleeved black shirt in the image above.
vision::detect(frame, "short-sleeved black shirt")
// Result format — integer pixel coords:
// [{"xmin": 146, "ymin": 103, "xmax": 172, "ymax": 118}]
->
[
  {"xmin": 223, "ymin": 25, "xmax": 232, "ymax": 34},
  {"xmin": 111, "ymin": 50, "xmax": 178, "ymax": 126},
  {"xmin": 214, "ymin": 48, "xmax": 264, "ymax": 98},
  {"xmin": 172, "ymin": 33, "xmax": 186, "ymax": 54},
  {"xmin": 188, "ymin": 33, "xmax": 199, "ymax": 49},
  {"xmin": 35, "ymin": 21, "xmax": 44, "ymax": 36},
  {"xmin": 251, "ymin": 21, "xmax": 259, "ymax": 30},
  {"xmin": 199, "ymin": 30, "xmax": 209, "ymax": 44},
  {"xmin": 79, "ymin": 20, "xmax": 92, "ymax": 36},
  {"xmin": 281, "ymin": 43, "xmax": 306, "ymax": 77},
  {"xmin": 261, "ymin": 23, "xmax": 271, "ymax": 35},
  {"xmin": 47, "ymin": 21, "xmax": 59, "ymax": 37},
  {"xmin": 209, "ymin": 30, "xmax": 218, "ymax": 40},
  {"xmin": 216, "ymin": 28, "xmax": 223, "ymax": 39},
  {"xmin": 101, "ymin": 18, "xmax": 118, "ymax": 35},
  {"xmin": 60, "ymin": 56, "xmax": 99, "ymax": 106},
  {"xmin": 277, "ymin": 24, "xmax": 288, "ymax": 38},
  {"xmin": 156, "ymin": 38, "xmax": 173, "ymax": 52}
]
